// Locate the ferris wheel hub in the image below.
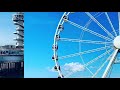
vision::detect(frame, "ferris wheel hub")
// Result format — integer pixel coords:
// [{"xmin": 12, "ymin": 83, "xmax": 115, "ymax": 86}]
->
[{"xmin": 113, "ymin": 36, "xmax": 120, "ymax": 49}]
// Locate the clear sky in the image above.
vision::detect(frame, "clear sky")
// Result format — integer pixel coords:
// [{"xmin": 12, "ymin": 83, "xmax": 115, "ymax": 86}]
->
[
  {"xmin": 24, "ymin": 12, "xmax": 120, "ymax": 78},
  {"xmin": 24, "ymin": 12, "xmax": 64, "ymax": 78},
  {"xmin": 0, "ymin": 12, "xmax": 15, "ymax": 46}
]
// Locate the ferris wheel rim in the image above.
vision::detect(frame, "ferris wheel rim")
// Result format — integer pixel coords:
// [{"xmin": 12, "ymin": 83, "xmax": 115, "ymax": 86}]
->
[{"xmin": 53, "ymin": 12, "xmax": 120, "ymax": 78}]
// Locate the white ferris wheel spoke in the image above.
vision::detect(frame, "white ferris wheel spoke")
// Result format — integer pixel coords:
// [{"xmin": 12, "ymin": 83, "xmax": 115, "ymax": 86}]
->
[
  {"xmin": 85, "ymin": 12, "xmax": 115, "ymax": 39},
  {"xmin": 83, "ymin": 48, "xmax": 112, "ymax": 76},
  {"xmin": 64, "ymin": 68, "xmax": 94, "ymax": 78},
  {"xmin": 60, "ymin": 38, "xmax": 112, "ymax": 44},
  {"xmin": 85, "ymin": 12, "xmax": 104, "ymax": 28},
  {"xmin": 114, "ymin": 60, "xmax": 120, "ymax": 64},
  {"xmin": 85, "ymin": 12, "xmax": 100, "ymax": 27},
  {"xmin": 64, "ymin": 48, "xmax": 113, "ymax": 78},
  {"xmin": 79, "ymin": 52, "xmax": 94, "ymax": 76},
  {"xmin": 84, "ymin": 48, "xmax": 113, "ymax": 67},
  {"xmin": 53, "ymin": 12, "xmax": 120, "ymax": 78},
  {"xmin": 105, "ymin": 12, "xmax": 117, "ymax": 37},
  {"xmin": 67, "ymin": 20, "xmax": 112, "ymax": 41},
  {"xmin": 118, "ymin": 12, "xmax": 120, "ymax": 35},
  {"xmin": 92, "ymin": 52, "xmax": 113, "ymax": 78},
  {"xmin": 64, "ymin": 71, "xmax": 75, "ymax": 78},
  {"xmin": 92, "ymin": 60, "xmax": 108, "ymax": 78},
  {"xmin": 59, "ymin": 46, "xmax": 112, "ymax": 60},
  {"xmin": 102, "ymin": 49, "xmax": 119, "ymax": 78}
]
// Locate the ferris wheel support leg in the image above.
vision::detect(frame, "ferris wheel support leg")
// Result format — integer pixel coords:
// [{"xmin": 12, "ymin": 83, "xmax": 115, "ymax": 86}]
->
[{"xmin": 102, "ymin": 49, "xmax": 119, "ymax": 78}]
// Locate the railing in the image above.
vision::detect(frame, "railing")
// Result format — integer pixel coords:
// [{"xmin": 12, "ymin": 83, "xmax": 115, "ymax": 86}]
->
[
  {"xmin": 0, "ymin": 61, "xmax": 24, "ymax": 77},
  {"xmin": 12, "ymin": 14, "xmax": 24, "ymax": 21},
  {"xmin": 0, "ymin": 50, "xmax": 23, "ymax": 56},
  {"xmin": 0, "ymin": 61, "xmax": 24, "ymax": 71}
]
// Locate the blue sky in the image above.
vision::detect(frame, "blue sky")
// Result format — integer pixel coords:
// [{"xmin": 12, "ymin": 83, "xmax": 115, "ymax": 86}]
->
[
  {"xmin": 24, "ymin": 12, "xmax": 120, "ymax": 78},
  {"xmin": 24, "ymin": 12, "xmax": 64, "ymax": 78},
  {"xmin": 0, "ymin": 12, "xmax": 15, "ymax": 46},
  {"xmin": 1, "ymin": 12, "xmax": 120, "ymax": 78}
]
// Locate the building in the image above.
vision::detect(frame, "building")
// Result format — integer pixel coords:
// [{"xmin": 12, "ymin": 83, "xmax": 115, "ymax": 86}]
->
[{"xmin": 0, "ymin": 12, "xmax": 24, "ymax": 78}]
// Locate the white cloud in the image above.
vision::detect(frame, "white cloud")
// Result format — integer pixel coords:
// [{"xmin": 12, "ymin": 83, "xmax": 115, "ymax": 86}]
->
[
  {"xmin": 47, "ymin": 62, "xmax": 85, "ymax": 74},
  {"xmin": 63, "ymin": 62, "xmax": 85, "ymax": 73},
  {"xmin": 47, "ymin": 67, "xmax": 57, "ymax": 72}
]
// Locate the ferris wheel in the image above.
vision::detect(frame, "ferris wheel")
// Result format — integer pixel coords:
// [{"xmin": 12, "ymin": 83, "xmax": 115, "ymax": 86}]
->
[{"xmin": 52, "ymin": 12, "xmax": 120, "ymax": 78}]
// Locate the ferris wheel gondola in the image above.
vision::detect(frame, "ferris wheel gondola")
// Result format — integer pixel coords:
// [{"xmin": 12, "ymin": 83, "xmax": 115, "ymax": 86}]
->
[{"xmin": 52, "ymin": 12, "xmax": 120, "ymax": 78}]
